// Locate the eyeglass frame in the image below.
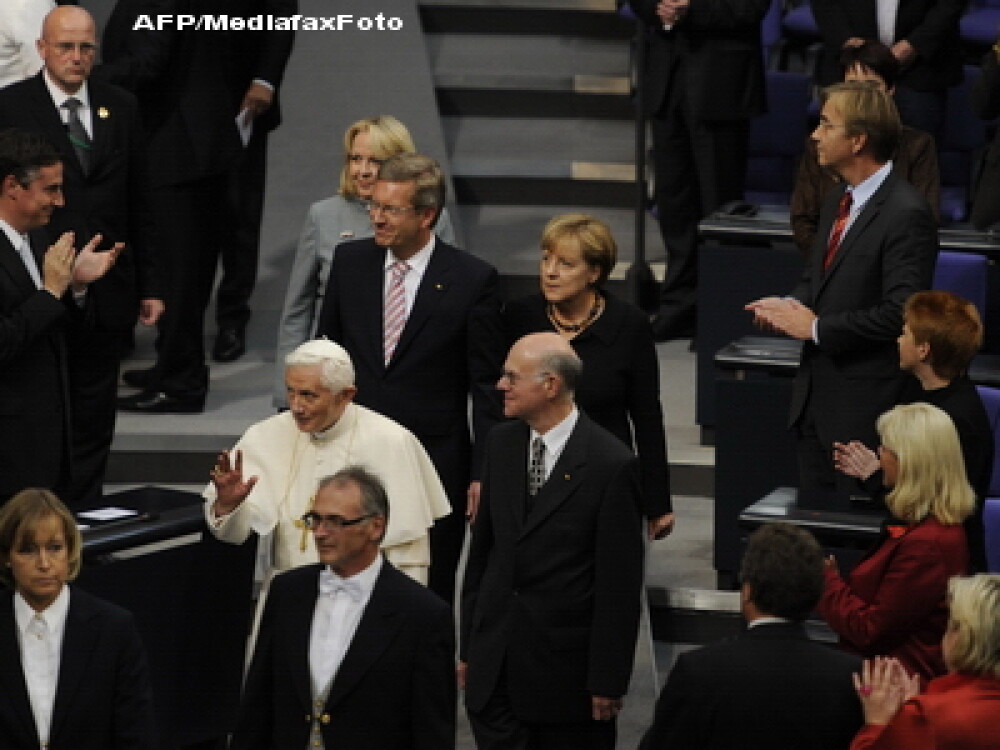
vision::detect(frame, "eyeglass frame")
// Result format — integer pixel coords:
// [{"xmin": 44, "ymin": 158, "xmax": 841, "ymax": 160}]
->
[
  {"xmin": 50, "ymin": 42, "xmax": 99, "ymax": 56},
  {"xmin": 362, "ymin": 200, "xmax": 422, "ymax": 217},
  {"xmin": 300, "ymin": 511, "xmax": 378, "ymax": 531}
]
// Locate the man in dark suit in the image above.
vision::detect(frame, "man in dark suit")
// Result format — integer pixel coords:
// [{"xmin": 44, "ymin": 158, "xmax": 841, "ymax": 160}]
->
[
  {"xmin": 0, "ymin": 4, "xmax": 162, "ymax": 504},
  {"xmin": 460, "ymin": 332, "xmax": 644, "ymax": 749},
  {"xmin": 232, "ymin": 466, "xmax": 456, "ymax": 750},
  {"xmin": 116, "ymin": 0, "xmax": 296, "ymax": 410},
  {"xmin": 316, "ymin": 153, "xmax": 504, "ymax": 604},
  {"xmin": 747, "ymin": 82, "xmax": 937, "ymax": 491},
  {"xmin": 0, "ymin": 127, "xmax": 119, "ymax": 503},
  {"xmin": 638, "ymin": 523, "xmax": 863, "ymax": 749},
  {"xmin": 812, "ymin": 0, "xmax": 965, "ymax": 139},
  {"xmin": 631, "ymin": 0, "xmax": 768, "ymax": 340}
]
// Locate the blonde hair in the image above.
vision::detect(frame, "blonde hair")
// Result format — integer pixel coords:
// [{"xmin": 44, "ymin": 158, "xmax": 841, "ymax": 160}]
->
[
  {"xmin": 339, "ymin": 116, "xmax": 416, "ymax": 198},
  {"xmin": 877, "ymin": 403, "xmax": 975, "ymax": 524},
  {"xmin": 0, "ymin": 488, "xmax": 82, "ymax": 588},
  {"xmin": 822, "ymin": 81, "xmax": 901, "ymax": 162},
  {"xmin": 946, "ymin": 575, "xmax": 1000, "ymax": 678},
  {"xmin": 540, "ymin": 213, "xmax": 617, "ymax": 287}
]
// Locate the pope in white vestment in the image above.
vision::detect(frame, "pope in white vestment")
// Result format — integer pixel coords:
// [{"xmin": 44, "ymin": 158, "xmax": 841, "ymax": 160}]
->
[{"xmin": 203, "ymin": 339, "xmax": 450, "ymax": 586}]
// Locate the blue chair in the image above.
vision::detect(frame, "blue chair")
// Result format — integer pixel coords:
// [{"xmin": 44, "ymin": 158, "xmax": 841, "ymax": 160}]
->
[
  {"xmin": 960, "ymin": 0, "xmax": 1000, "ymax": 48},
  {"xmin": 745, "ymin": 70, "xmax": 812, "ymax": 205},
  {"xmin": 932, "ymin": 251, "xmax": 989, "ymax": 322},
  {"xmin": 938, "ymin": 66, "xmax": 989, "ymax": 223},
  {"xmin": 762, "ymin": 0, "xmax": 785, "ymax": 68},
  {"xmin": 976, "ymin": 385, "xmax": 1000, "ymax": 571}
]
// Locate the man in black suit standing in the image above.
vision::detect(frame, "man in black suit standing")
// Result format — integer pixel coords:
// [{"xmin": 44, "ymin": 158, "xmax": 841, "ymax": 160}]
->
[
  {"xmin": 232, "ymin": 466, "xmax": 456, "ymax": 750},
  {"xmin": 638, "ymin": 523, "xmax": 863, "ymax": 750},
  {"xmin": 117, "ymin": 0, "xmax": 296, "ymax": 410},
  {"xmin": 0, "ymin": 4, "xmax": 162, "ymax": 504},
  {"xmin": 747, "ymin": 82, "xmax": 937, "ymax": 491},
  {"xmin": 460, "ymin": 332, "xmax": 644, "ymax": 749},
  {"xmin": 316, "ymin": 153, "xmax": 504, "ymax": 604},
  {"xmin": 631, "ymin": 0, "xmax": 768, "ymax": 340},
  {"xmin": 0, "ymin": 127, "xmax": 120, "ymax": 503}
]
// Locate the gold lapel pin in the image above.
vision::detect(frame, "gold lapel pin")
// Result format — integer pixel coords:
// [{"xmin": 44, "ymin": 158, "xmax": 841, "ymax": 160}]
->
[
  {"xmin": 97, "ymin": 107, "xmax": 110, "ymax": 119},
  {"xmin": 435, "ymin": 283, "xmax": 444, "ymax": 290},
  {"xmin": 564, "ymin": 473, "xmax": 571, "ymax": 480}
]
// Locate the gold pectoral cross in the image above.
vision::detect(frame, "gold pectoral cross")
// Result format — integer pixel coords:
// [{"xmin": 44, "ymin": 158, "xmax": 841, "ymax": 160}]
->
[{"xmin": 294, "ymin": 494, "xmax": 316, "ymax": 552}]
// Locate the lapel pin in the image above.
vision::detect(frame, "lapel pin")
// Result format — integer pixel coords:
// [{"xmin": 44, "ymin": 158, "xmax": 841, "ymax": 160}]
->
[
  {"xmin": 564, "ymin": 473, "xmax": 571, "ymax": 480},
  {"xmin": 97, "ymin": 107, "xmax": 110, "ymax": 119},
  {"xmin": 435, "ymin": 283, "xmax": 444, "ymax": 290}
]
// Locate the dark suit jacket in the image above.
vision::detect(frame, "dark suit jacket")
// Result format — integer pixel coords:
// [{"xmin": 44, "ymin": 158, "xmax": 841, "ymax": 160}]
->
[
  {"xmin": 820, "ymin": 517, "xmax": 968, "ymax": 682},
  {"xmin": 316, "ymin": 237, "xmax": 504, "ymax": 486},
  {"xmin": 232, "ymin": 561, "xmax": 456, "ymax": 750},
  {"xmin": 812, "ymin": 0, "xmax": 965, "ymax": 90},
  {"xmin": 460, "ymin": 414, "xmax": 644, "ymax": 723},
  {"xmin": 0, "ymin": 586, "xmax": 155, "ymax": 749},
  {"xmin": 503, "ymin": 292, "xmax": 671, "ymax": 517},
  {"xmin": 971, "ymin": 49, "xmax": 1000, "ymax": 230},
  {"xmin": 791, "ymin": 127, "xmax": 940, "ymax": 255},
  {"xmin": 0, "ymin": 72, "xmax": 159, "ymax": 330},
  {"xmin": 638, "ymin": 622, "xmax": 863, "ymax": 750},
  {"xmin": 0, "ymin": 230, "xmax": 73, "ymax": 498},
  {"xmin": 131, "ymin": 0, "xmax": 297, "ymax": 187},
  {"xmin": 632, "ymin": 0, "xmax": 767, "ymax": 121},
  {"xmin": 789, "ymin": 169, "xmax": 938, "ymax": 451}
]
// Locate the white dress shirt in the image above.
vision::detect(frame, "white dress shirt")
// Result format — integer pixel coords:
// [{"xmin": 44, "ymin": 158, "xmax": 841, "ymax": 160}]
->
[
  {"xmin": 309, "ymin": 555, "xmax": 382, "ymax": 697},
  {"xmin": 0, "ymin": 217, "xmax": 41, "ymax": 288},
  {"xmin": 528, "ymin": 407, "xmax": 580, "ymax": 483},
  {"xmin": 383, "ymin": 235, "xmax": 435, "ymax": 319},
  {"xmin": 15, "ymin": 585, "xmax": 69, "ymax": 748}
]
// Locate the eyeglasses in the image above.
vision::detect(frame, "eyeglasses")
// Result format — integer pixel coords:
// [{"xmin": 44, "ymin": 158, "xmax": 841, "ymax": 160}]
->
[
  {"xmin": 50, "ymin": 42, "xmax": 98, "ymax": 56},
  {"xmin": 363, "ymin": 200, "xmax": 416, "ymax": 217},
  {"xmin": 498, "ymin": 369, "xmax": 551, "ymax": 386},
  {"xmin": 300, "ymin": 511, "xmax": 376, "ymax": 531}
]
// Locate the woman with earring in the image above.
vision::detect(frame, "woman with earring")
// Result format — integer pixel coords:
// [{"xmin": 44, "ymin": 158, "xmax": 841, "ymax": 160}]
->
[
  {"xmin": 503, "ymin": 213, "xmax": 674, "ymax": 539},
  {"xmin": 273, "ymin": 115, "xmax": 456, "ymax": 407},
  {"xmin": 0, "ymin": 488, "xmax": 155, "ymax": 749}
]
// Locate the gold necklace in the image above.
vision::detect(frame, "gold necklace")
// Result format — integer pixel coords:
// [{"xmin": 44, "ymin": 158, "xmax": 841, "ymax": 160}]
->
[{"xmin": 548, "ymin": 292, "xmax": 603, "ymax": 334}]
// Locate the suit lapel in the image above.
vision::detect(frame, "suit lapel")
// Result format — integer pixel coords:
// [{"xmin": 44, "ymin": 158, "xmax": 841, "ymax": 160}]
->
[
  {"xmin": 289, "ymin": 568, "xmax": 322, "ymax": 710},
  {"xmin": 49, "ymin": 589, "xmax": 97, "ymax": 743},
  {"xmin": 0, "ymin": 231, "xmax": 38, "ymax": 295},
  {"xmin": 387, "ymin": 242, "xmax": 455, "ymax": 368},
  {"xmin": 323, "ymin": 564, "xmax": 403, "ymax": 708},
  {"xmin": 521, "ymin": 416, "xmax": 589, "ymax": 538},
  {"xmin": 0, "ymin": 593, "xmax": 39, "ymax": 743},
  {"xmin": 816, "ymin": 171, "xmax": 895, "ymax": 300},
  {"xmin": 358, "ymin": 245, "xmax": 389, "ymax": 374},
  {"xmin": 87, "ymin": 84, "xmax": 112, "ymax": 176}
]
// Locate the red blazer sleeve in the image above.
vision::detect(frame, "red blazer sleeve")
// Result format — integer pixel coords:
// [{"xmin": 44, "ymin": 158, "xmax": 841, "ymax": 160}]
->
[
  {"xmin": 819, "ymin": 535, "xmax": 953, "ymax": 653},
  {"xmin": 850, "ymin": 702, "xmax": 935, "ymax": 750}
]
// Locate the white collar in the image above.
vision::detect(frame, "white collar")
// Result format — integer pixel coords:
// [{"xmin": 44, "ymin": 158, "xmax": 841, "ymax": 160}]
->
[
  {"xmin": 0, "ymin": 217, "xmax": 26, "ymax": 253},
  {"xmin": 747, "ymin": 616, "xmax": 791, "ymax": 629},
  {"xmin": 532, "ymin": 406, "xmax": 579, "ymax": 459},
  {"xmin": 383, "ymin": 234, "xmax": 435, "ymax": 275},
  {"xmin": 321, "ymin": 554, "xmax": 382, "ymax": 600},
  {"xmin": 42, "ymin": 68, "xmax": 89, "ymax": 110},
  {"xmin": 846, "ymin": 160, "xmax": 893, "ymax": 213},
  {"xmin": 14, "ymin": 584, "xmax": 70, "ymax": 635}
]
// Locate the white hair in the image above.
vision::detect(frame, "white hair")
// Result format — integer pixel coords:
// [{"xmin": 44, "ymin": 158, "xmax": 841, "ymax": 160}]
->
[{"xmin": 285, "ymin": 338, "xmax": 355, "ymax": 393}]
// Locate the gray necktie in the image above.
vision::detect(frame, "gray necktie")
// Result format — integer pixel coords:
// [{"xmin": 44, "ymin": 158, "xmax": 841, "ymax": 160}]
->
[
  {"xmin": 15, "ymin": 235, "xmax": 41, "ymax": 288},
  {"xmin": 63, "ymin": 97, "xmax": 92, "ymax": 174}
]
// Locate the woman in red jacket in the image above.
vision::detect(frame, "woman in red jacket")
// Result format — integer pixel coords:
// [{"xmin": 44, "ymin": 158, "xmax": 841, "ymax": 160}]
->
[
  {"xmin": 820, "ymin": 402, "xmax": 974, "ymax": 683},
  {"xmin": 850, "ymin": 574, "xmax": 1000, "ymax": 749}
]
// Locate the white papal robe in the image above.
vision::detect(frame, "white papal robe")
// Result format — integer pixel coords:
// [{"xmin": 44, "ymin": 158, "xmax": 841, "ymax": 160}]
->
[{"xmin": 203, "ymin": 404, "xmax": 450, "ymax": 583}]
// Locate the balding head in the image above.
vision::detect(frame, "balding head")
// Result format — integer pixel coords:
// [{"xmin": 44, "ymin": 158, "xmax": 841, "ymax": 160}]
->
[
  {"xmin": 38, "ymin": 6, "xmax": 96, "ymax": 95},
  {"xmin": 498, "ymin": 333, "xmax": 581, "ymax": 432}
]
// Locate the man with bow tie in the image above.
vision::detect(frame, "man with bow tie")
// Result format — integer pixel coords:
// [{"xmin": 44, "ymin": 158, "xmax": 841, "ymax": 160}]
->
[{"xmin": 232, "ymin": 466, "xmax": 456, "ymax": 750}]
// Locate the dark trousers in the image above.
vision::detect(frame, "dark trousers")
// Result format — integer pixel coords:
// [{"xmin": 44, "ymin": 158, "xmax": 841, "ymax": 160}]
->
[
  {"xmin": 216, "ymin": 130, "xmax": 268, "ymax": 331},
  {"xmin": 467, "ymin": 663, "xmax": 615, "ymax": 750},
  {"xmin": 148, "ymin": 173, "xmax": 227, "ymax": 396},
  {"xmin": 650, "ymin": 81, "xmax": 749, "ymax": 328},
  {"xmin": 65, "ymin": 322, "xmax": 122, "ymax": 506}
]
